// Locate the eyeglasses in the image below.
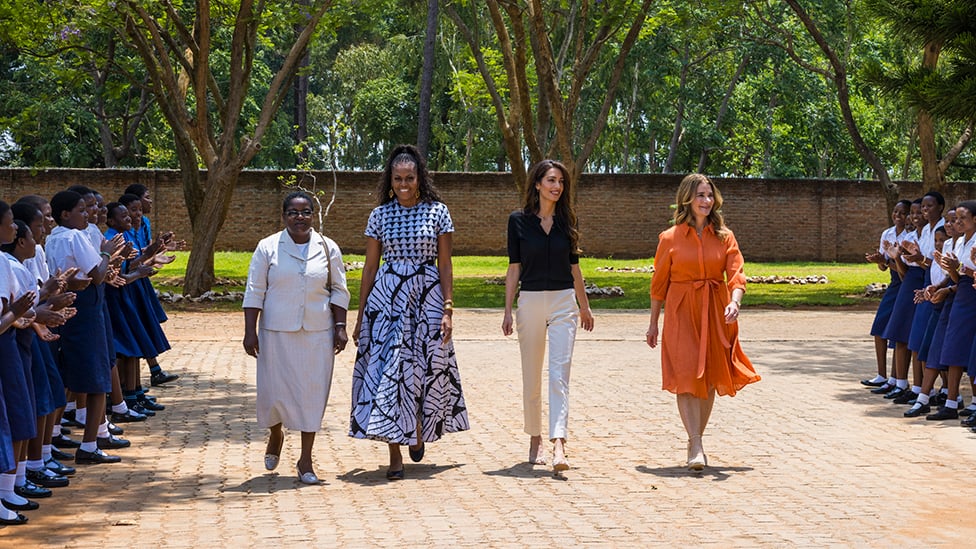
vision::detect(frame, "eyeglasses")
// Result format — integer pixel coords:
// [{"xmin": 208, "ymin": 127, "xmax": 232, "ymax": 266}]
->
[{"xmin": 285, "ymin": 209, "xmax": 313, "ymax": 218}]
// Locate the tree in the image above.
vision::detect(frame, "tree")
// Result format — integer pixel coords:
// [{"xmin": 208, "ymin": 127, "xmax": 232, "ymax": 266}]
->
[
  {"xmin": 863, "ymin": 0, "xmax": 976, "ymax": 192},
  {"xmin": 417, "ymin": 0, "xmax": 439, "ymax": 156},
  {"xmin": 747, "ymin": 0, "xmax": 901, "ymax": 210},
  {"xmin": 445, "ymin": 0, "xmax": 653, "ymax": 192},
  {"xmin": 117, "ymin": 0, "xmax": 335, "ymax": 295}
]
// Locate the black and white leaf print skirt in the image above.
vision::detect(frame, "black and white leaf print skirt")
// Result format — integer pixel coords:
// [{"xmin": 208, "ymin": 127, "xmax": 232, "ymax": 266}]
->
[{"xmin": 350, "ymin": 262, "xmax": 469, "ymax": 444}]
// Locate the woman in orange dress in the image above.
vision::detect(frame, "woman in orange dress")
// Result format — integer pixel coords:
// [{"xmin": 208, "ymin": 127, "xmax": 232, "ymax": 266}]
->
[{"xmin": 646, "ymin": 174, "xmax": 760, "ymax": 470}]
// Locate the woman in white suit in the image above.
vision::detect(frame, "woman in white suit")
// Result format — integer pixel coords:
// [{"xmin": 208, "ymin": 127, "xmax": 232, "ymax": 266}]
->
[{"xmin": 243, "ymin": 192, "xmax": 350, "ymax": 484}]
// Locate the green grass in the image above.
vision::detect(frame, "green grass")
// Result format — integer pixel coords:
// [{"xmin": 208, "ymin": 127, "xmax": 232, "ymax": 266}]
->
[{"xmin": 153, "ymin": 252, "xmax": 888, "ymax": 310}]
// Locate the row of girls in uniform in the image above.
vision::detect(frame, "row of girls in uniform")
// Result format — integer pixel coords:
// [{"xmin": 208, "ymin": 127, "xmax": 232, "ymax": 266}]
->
[
  {"xmin": 0, "ymin": 185, "xmax": 179, "ymax": 525},
  {"xmin": 863, "ymin": 192, "xmax": 976, "ymax": 428}
]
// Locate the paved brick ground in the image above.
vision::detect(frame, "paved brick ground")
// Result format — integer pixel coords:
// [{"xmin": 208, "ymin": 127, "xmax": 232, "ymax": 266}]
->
[{"xmin": 2, "ymin": 309, "xmax": 974, "ymax": 547}]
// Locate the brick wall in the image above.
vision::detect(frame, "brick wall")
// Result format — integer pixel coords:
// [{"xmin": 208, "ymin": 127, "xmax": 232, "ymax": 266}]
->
[{"xmin": 2, "ymin": 168, "xmax": 973, "ymax": 261}]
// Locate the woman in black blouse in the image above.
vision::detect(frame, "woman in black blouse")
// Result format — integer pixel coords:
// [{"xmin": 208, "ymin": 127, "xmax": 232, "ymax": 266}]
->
[{"xmin": 502, "ymin": 159, "xmax": 594, "ymax": 472}]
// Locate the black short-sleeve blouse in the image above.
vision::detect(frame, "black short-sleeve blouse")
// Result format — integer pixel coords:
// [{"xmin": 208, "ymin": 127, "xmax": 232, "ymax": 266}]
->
[{"xmin": 507, "ymin": 210, "xmax": 579, "ymax": 292}]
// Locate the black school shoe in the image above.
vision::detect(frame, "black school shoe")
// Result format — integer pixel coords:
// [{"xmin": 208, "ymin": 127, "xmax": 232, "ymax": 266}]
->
[
  {"xmin": 892, "ymin": 390, "xmax": 918, "ymax": 405},
  {"xmin": 883, "ymin": 387, "xmax": 908, "ymax": 400},
  {"xmin": 137, "ymin": 394, "xmax": 165, "ymax": 411},
  {"xmin": 926, "ymin": 407, "xmax": 959, "ymax": 421},
  {"xmin": 74, "ymin": 448, "xmax": 121, "ymax": 465},
  {"xmin": 14, "ymin": 480, "xmax": 51, "ymax": 499},
  {"xmin": 52, "ymin": 434, "xmax": 80, "ymax": 449},
  {"xmin": 860, "ymin": 378, "xmax": 888, "ymax": 387},
  {"xmin": 26, "ymin": 468, "xmax": 69, "ymax": 488},
  {"xmin": 111, "ymin": 409, "xmax": 147, "ymax": 423},
  {"xmin": 97, "ymin": 435, "xmax": 131, "ymax": 450},
  {"xmin": 51, "ymin": 447, "xmax": 73, "ymax": 461},
  {"xmin": 150, "ymin": 370, "xmax": 180, "ymax": 386},
  {"xmin": 45, "ymin": 458, "xmax": 75, "ymax": 476}
]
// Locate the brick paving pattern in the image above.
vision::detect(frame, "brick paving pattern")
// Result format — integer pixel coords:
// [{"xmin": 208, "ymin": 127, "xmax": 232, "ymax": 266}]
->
[{"xmin": 2, "ymin": 309, "xmax": 974, "ymax": 546}]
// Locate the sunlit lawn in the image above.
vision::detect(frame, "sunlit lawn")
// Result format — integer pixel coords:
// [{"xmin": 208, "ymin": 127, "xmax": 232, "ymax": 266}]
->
[{"xmin": 154, "ymin": 252, "xmax": 887, "ymax": 310}]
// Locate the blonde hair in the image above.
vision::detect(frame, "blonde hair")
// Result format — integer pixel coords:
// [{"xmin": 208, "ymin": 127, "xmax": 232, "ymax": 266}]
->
[{"xmin": 673, "ymin": 173, "xmax": 730, "ymax": 241}]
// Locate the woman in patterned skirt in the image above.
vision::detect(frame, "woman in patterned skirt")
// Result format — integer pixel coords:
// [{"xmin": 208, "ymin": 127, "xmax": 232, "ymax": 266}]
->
[{"xmin": 350, "ymin": 144, "xmax": 469, "ymax": 480}]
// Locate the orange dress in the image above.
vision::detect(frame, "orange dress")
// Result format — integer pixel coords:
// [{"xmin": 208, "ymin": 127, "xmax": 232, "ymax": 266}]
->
[{"xmin": 650, "ymin": 224, "xmax": 760, "ymax": 398}]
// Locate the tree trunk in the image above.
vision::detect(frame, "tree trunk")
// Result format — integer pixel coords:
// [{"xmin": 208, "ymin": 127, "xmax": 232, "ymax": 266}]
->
[
  {"xmin": 917, "ymin": 40, "xmax": 944, "ymax": 191},
  {"xmin": 417, "ymin": 0, "xmax": 439, "ymax": 156},
  {"xmin": 623, "ymin": 62, "xmax": 639, "ymax": 172},
  {"xmin": 763, "ymin": 87, "xmax": 778, "ymax": 177},
  {"xmin": 699, "ymin": 54, "xmax": 749, "ymax": 172},
  {"xmin": 183, "ymin": 168, "xmax": 239, "ymax": 296},
  {"xmin": 664, "ymin": 48, "xmax": 690, "ymax": 174},
  {"xmin": 784, "ymin": 0, "xmax": 899, "ymax": 221}
]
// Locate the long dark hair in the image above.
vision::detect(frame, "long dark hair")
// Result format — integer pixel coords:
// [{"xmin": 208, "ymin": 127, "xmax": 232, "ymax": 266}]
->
[
  {"xmin": 522, "ymin": 159, "xmax": 580, "ymax": 253},
  {"xmin": 376, "ymin": 144, "xmax": 442, "ymax": 206}
]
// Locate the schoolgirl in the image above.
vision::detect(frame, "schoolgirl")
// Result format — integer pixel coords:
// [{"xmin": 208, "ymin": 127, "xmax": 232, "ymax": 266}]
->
[
  {"xmin": 67, "ymin": 186, "xmax": 131, "ymax": 451},
  {"xmin": 892, "ymin": 192, "xmax": 945, "ymax": 404},
  {"xmin": 45, "ymin": 190, "xmax": 123, "ymax": 464},
  {"xmin": 10, "ymin": 203, "xmax": 77, "ymax": 482},
  {"xmin": 877, "ymin": 200, "xmax": 923, "ymax": 400},
  {"xmin": 123, "ymin": 184, "xmax": 179, "ymax": 388},
  {"xmin": 3, "ymin": 220, "xmax": 76, "ymax": 493},
  {"xmin": 117, "ymin": 194, "xmax": 170, "ymax": 415},
  {"xmin": 0, "ymin": 202, "xmax": 38, "ymax": 523},
  {"xmin": 903, "ymin": 220, "xmax": 955, "ymax": 417},
  {"xmin": 14, "ymin": 196, "xmax": 77, "ymax": 464},
  {"xmin": 104, "ymin": 201, "xmax": 160, "ymax": 421},
  {"xmin": 931, "ymin": 201, "xmax": 976, "ymax": 420},
  {"xmin": 863, "ymin": 200, "xmax": 911, "ymax": 388}
]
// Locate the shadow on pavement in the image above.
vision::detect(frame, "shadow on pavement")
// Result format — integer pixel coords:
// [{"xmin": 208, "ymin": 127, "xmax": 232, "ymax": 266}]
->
[
  {"xmin": 482, "ymin": 463, "xmax": 558, "ymax": 479},
  {"xmin": 636, "ymin": 464, "xmax": 753, "ymax": 481},
  {"xmin": 335, "ymin": 463, "xmax": 464, "ymax": 485}
]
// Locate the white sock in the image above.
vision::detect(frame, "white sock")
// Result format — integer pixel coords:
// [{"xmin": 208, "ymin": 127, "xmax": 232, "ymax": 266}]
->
[
  {"xmin": 896, "ymin": 379, "xmax": 908, "ymax": 390},
  {"xmin": 64, "ymin": 401, "xmax": 76, "ymax": 413},
  {"xmin": 917, "ymin": 393, "xmax": 930, "ymax": 405},
  {"xmin": 868, "ymin": 374, "xmax": 886, "ymax": 383},
  {"xmin": 14, "ymin": 462, "xmax": 25, "ymax": 487},
  {"xmin": 26, "ymin": 460, "xmax": 44, "ymax": 472},
  {"xmin": 887, "ymin": 376, "xmax": 896, "ymax": 386},
  {"xmin": 945, "ymin": 399, "xmax": 959, "ymax": 410},
  {"xmin": 41, "ymin": 445, "xmax": 52, "ymax": 461},
  {"xmin": 79, "ymin": 441, "xmax": 97, "ymax": 453},
  {"xmin": 111, "ymin": 402, "xmax": 128, "ymax": 414},
  {"xmin": 51, "ymin": 423, "xmax": 60, "ymax": 438},
  {"xmin": 965, "ymin": 403, "xmax": 976, "ymax": 411},
  {"xmin": 911, "ymin": 385, "xmax": 921, "ymax": 394},
  {"xmin": 0, "ymin": 473, "xmax": 28, "ymax": 505},
  {"xmin": 97, "ymin": 421, "xmax": 109, "ymax": 438},
  {"xmin": 75, "ymin": 407, "xmax": 87, "ymax": 425}
]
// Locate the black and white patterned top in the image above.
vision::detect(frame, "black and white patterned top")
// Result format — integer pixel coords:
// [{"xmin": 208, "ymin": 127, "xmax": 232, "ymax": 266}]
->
[{"xmin": 365, "ymin": 201, "xmax": 454, "ymax": 264}]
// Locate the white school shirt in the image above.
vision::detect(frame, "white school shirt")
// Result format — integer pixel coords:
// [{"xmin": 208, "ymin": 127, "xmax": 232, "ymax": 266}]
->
[
  {"xmin": 24, "ymin": 244, "xmax": 50, "ymax": 284},
  {"xmin": 878, "ymin": 226, "xmax": 898, "ymax": 257},
  {"xmin": 957, "ymin": 231, "xmax": 976, "ymax": 272},
  {"xmin": 46, "ymin": 225, "xmax": 101, "ymax": 276},
  {"xmin": 4, "ymin": 253, "xmax": 38, "ymax": 306},
  {"xmin": 899, "ymin": 229, "xmax": 922, "ymax": 267},
  {"xmin": 931, "ymin": 239, "xmax": 954, "ymax": 287},
  {"xmin": 85, "ymin": 223, "xmax": 104, "ymax": 250},
  {"xmin": 0, "ymin": 252, "xmax": 19, "ymax": 305},
  {"xmin": 918, "ymin": 218, "xmax": 946, "ymax": 260}
]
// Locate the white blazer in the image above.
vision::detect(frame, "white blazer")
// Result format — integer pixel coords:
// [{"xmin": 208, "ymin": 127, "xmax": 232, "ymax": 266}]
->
[{"xmin": 243, "ymin": 230, "xmax": 350, "ymax": 332}]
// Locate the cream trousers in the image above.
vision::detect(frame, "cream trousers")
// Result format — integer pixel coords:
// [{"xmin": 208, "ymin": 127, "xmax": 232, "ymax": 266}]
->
[{"xmin": 516, "ymin": 289, "xmax": 579, "ymax": 440}]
